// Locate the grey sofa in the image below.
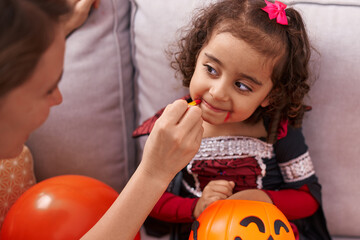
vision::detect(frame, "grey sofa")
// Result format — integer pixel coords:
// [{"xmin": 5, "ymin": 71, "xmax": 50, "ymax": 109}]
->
[{"xmin": 27, "ymin": 0, "xmax": 360, "ymax": 239}]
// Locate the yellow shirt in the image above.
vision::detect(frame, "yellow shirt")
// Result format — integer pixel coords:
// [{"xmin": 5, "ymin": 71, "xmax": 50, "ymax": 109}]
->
[{"xmin": 0, "ymin": 145, "xmax": 36, "ymax": 227}]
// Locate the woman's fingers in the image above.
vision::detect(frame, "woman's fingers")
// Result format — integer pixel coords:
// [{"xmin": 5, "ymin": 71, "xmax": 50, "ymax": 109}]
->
[
  {"xmin": 77, "ymin": 0, "xmax": 98, "ymax": 9},
  {"xmin": 64, "ymin": 0, "xmax": 99, "ymax": 35},
  {"xmin": 160, "ymin": 100, "xmax": 188, "ymax": 123},
  {"xmin": 140, "ymin": 99, "xmax": 203, "ymax": 181},
  {"xmin": 157, "ymin": 99, "xmax": 203, "ymax": 150},
  {"xmin": 178, "ymin": 103, "xmax": 202, "ymax": 129}
]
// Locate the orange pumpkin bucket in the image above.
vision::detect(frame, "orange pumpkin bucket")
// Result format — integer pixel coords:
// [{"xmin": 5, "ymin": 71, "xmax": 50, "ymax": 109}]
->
[{"xmin": 189, "ymin": 199, "xmax": 295, "ymax": 240}]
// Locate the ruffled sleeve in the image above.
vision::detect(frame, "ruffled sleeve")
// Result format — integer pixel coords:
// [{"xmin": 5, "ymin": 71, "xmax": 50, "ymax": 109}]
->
[
  {"xmin": 271, "ymin": 126, "xmax": 323, "ymax": 214},
  {"xmin": 132, "ymin": 108, "xmax": 165, "ymax": 138},
  {"xmin": 132, "ymin": 96, "xmax": 192, "ymax": 138}
]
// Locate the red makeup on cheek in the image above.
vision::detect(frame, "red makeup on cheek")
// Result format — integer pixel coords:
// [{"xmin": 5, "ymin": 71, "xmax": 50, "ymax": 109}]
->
[{"xmin": 224, "ymin": 112, "xmax": 230, "ymax": 122}]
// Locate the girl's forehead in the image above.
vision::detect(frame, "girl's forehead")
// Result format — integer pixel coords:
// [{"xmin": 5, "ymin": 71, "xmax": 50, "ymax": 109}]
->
[
  {"xmin": 206, "ymin": 31, "xmax": 278, "ymax": 63},
  {"xmin": 201, "ymin": 32, "xmax": 275, "ymax": 82}
]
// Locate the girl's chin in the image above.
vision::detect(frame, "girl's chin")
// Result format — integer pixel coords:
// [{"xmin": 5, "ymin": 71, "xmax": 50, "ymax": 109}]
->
[
  {"xmin": 201, "ymin": 106, "xmax": 229, "ymax": 124},
  {"xmin": 202, "ymin": 116, "xmax": 226, "ymax": 125}
]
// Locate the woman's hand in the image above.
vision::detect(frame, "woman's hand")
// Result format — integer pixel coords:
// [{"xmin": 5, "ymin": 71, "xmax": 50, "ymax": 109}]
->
[
  {"xmin": 81, "ymin": 100, "xmax": 202, "ymax": 240},
  {"xmin": 63, "ymin": 0, "xmax": 101, "ymax": 36},
  {"xmin": 227, "ymin": 189, "xmax": 273, "ymax": 204},
  {"xmin": 141, "ymin": 99, "xmax": 203, "ymax": 183},
  {"xmin": 193, "ymin": 180, "xmax": 235, "ymax": 218}
]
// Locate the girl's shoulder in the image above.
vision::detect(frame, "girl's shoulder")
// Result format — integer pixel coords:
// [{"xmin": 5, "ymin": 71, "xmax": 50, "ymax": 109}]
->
[
  {"xmin": 273, "ymin": 124, "xmax": 309, "ymax": 165},
  {"xmin": 262, "ymin": 114, "xmax": 309, "ymax": 161}
]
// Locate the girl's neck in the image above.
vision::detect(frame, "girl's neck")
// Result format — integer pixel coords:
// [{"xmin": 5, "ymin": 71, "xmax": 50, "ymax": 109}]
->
[{"xmin": 202, "ymin": 120, "xmax": 268, "ymax": 139}]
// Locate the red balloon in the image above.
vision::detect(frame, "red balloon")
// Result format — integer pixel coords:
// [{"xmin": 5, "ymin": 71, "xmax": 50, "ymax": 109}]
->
[{"xmin": 0, "ymin": 175, "xmax": 121, "ymax": 239}]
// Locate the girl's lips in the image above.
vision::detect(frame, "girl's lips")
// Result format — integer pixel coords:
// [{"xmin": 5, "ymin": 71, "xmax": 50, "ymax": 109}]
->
[{"xmin": 202, "ymin": 99, "xmax": 227, "ymax": 112}]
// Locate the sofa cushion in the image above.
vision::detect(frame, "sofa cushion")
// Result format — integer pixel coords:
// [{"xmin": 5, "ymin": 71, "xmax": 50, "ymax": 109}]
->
[
  {"xmin": 291, "ymin": 0, "xmax": 360, "ymax": 237},
  {"xmin": 26, "ymin": 0, "xmax": 135, "ymax": 192}
]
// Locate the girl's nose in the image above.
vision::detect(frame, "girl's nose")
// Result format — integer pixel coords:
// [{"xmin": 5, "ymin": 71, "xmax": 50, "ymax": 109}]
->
[{"xmin": 209, "ymin": 78, "xmax": 229, "ymax": 101}]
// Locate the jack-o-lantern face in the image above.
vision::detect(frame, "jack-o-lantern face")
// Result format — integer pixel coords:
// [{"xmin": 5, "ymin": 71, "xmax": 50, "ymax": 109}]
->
[{"xmin": 189, "ymin": 200, "xmax": 295, "ymax": 240}]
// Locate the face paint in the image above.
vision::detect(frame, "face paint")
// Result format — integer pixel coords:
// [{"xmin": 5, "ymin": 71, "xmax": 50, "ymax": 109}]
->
[{"xmin": 224, "ymin": 112, "xmax": 231, "ymax": 122}]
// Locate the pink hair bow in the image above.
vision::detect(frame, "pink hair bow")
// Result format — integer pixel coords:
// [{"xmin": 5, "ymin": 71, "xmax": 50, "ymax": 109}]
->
[{"xmin": 262, "ymin": 0, "xmax": 288, "ymax": 25}]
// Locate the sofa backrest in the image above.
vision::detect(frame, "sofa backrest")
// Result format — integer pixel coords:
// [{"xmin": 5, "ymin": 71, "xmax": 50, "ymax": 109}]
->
[{"xmin": 294, "ymin": 1, "xmax": 360, "ymax": 237}]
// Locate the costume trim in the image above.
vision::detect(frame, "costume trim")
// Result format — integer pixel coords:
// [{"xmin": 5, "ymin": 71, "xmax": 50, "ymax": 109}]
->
[
  {"xmin": 278, "ymin": 151, "xmax": 315, "ymax": 183},
  {"xmin": 185, "ymin": 136, "xmax": 274, "ymax": 195},
  {"xmin": 193, "ymin": 136, "xmax": 274, "ymax": 160},
  {"xmin": 255, "ymin": 155, "xmax": 266, "ymax": 189},
  {"xmin": 182, "ymin": 177, "xmax": 202, "ymax": 198}
]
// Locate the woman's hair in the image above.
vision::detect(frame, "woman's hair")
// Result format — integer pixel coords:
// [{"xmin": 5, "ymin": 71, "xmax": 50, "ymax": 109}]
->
[
  {"xmin": 171, "ymin": 0, "xmax": 312, "ymax": 141},
  {"xmin": 0, "ymin": 0, "xmax": 70, "ymax": 98}
]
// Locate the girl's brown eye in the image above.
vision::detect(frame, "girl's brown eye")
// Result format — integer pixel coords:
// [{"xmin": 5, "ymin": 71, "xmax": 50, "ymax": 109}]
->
[
  {"xmin": 204, "ymin": 64, "xmax": 217, "ymax": 75},
  {"xmin": 235, "ymin": 81, "xmax": 252, "ymax": 92}
]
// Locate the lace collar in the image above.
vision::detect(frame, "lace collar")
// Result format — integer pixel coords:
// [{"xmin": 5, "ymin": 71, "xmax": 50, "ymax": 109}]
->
[{"xmin": 193, "ymin": 136, "xmax": 274, "ymax": 160}]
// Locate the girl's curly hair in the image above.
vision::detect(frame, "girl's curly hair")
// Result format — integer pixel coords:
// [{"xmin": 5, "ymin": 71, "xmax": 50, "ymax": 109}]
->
[{"xmin": 171, "ymin": 0, "xmax": 312, "ymax": 143}]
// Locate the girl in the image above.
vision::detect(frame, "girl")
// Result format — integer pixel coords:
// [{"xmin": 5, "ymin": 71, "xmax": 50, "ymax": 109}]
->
[{"xmin": 133, "ymin": 0, "xmax": 331, "ymax": 239}]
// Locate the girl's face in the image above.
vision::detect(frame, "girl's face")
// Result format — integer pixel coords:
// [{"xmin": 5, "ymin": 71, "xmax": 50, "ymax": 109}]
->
[
  {"xmin": 0, "ymin": 26, "xmax": 65, "ymax": 159},
  {"xmin": 190, "ymin": 32, "xmax": 274, "ymax": 126}
]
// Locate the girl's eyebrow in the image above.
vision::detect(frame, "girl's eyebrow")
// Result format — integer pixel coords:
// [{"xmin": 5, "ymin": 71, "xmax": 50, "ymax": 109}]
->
[
  {"xmin": 204, "ymin": 52, "xmax": 223, "ymax": 67},
  {"xmin": 204, "ymin": 52, "xmax": 263, "ymax": 86},
  {"xmin": 239, "ymin": 73, "xmax": 263, "ymax": 86}
]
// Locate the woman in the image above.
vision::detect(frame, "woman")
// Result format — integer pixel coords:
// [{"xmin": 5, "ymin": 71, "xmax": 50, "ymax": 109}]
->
[{"xmin": 0, "ymin": 0, "xmax": 203, "ymax": 239}]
